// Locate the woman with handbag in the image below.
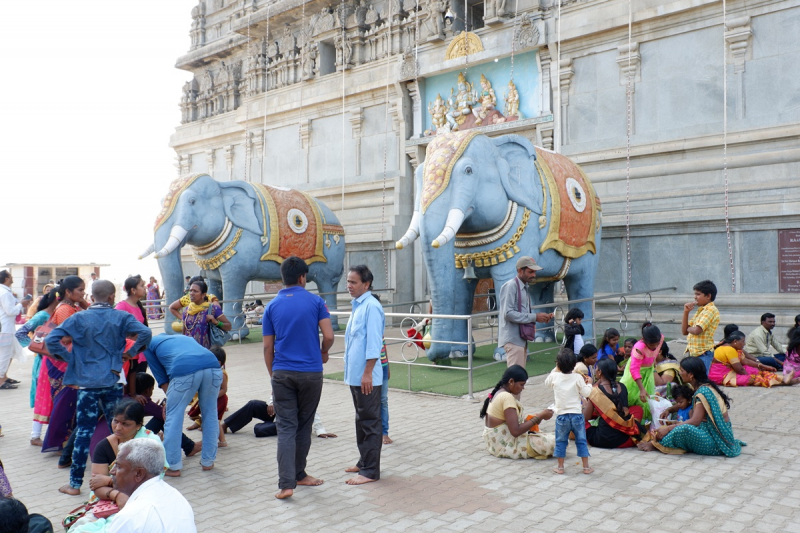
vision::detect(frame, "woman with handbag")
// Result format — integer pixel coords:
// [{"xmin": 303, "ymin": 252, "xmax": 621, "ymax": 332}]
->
[
  {"xmin": 65, "ymin": 399, "xmax": 167, "ymax": 532},
  {"xmin": 480, "ymin": 365, "xmax": 555, "ymax": 459},
  {"xmin": 34, "ymin": 276, "xmax": 89, "ymax": 457},
  {"xmin": 168, "ymin": 279, "xmax": 231, "ymax": 349},
  {"xmin": 15, "ymin": 289, "xmax": 59, "ymax": 446}
]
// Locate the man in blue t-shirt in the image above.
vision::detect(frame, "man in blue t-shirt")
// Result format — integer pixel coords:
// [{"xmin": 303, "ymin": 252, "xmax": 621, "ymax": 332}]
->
[{"xmin": 263, "ymin": 256, "xmax": 335, "ymax": 500}]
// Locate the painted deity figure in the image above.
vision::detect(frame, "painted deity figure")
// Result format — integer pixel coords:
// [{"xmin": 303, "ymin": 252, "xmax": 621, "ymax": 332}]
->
[
  {"xmin": 445, "ymin": 72, "xmax": 476, "ymax": 131},
  {"xmin": 428, "ymin": 93, "xmax": 451, "ymax": 135},
  {"xmin": 472, "ymin": 74, "xmax": 497, "ymax": 125},
  {"xmin": 504, "ymin": 79, "xmax": 523, "ymax": 119}
]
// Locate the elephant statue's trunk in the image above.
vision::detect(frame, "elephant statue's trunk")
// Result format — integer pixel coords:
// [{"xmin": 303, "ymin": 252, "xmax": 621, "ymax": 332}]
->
[
  {"xmin": 431, "ymin": 208, "xmax": 465, "ymax": 248},
  {"xmin": 154, "ymin": 226, "xmax": 189, "ymax": 258},
  {"xmin": 138, "ymin": 243, "xmax": 155, "ymax": 260},
  {"xmin": 395, "ymin": 212, "xmax": 421, "ymax": 250}
]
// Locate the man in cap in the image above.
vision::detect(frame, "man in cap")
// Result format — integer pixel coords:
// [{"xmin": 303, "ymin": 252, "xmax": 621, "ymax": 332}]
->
[{"xmin": 497, "ymin": 256, "xmax": 554, "ymax": 368}]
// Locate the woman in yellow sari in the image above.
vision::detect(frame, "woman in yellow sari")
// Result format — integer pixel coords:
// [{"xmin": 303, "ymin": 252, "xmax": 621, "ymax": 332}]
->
[{"xmin": 480, "ymin": 365, "xmax": 554, "ymax": 459}]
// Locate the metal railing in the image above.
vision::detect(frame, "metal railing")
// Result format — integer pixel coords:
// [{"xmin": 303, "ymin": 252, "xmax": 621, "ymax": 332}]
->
[
  {"xmin": 141, "ymin": 286, "xmax": 676, "ymax": 397},
  {"xmin": 324, "ymin": 286, "xmax": 677, "ymax": 399}
]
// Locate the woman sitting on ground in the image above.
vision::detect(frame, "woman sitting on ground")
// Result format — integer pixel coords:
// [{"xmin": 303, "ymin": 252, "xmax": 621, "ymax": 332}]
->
[
  {"xmin": 710, "ymin": 330, "xmax": 796, "ymax": 387},
  {"xmin": 654, "ymin": 342, "xmax": 682, "ymax": 387},
  {"xmin": 87, "ymin": 400, "xmax": 165, "ymax": 504},
  {"xmin": 619, "ymin": 323, "xmax": 664, "ymax": 421},
  {"xmin": 574, "ymin": 344, "xmax": 598, "ymax": 383},
  {"xmin": 480, "ymin": 365, "xmax": 554, "ymax": 459},
  {"xmin": 583, "ymin": 358, "xmax": 645, "ymax": 449},
  {"xmin": 637, "ymin": 357, "xmax": 746, "ymax": 456},
  {"xmin": 66, "ymin": 399, "xmax": 166, "ymax": 532}
]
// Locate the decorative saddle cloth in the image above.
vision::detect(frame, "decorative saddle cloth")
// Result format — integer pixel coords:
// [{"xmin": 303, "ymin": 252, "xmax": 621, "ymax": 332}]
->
[
  {"xmin": 250, "ymin": 183, "xmax": 344, "ymax": 265},
  {"xmin": 534, "ymin": 148, "xmax": 600, "ymax": 259}
]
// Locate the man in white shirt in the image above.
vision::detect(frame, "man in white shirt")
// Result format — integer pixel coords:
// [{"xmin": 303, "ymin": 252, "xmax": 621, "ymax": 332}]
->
[
  {"xmin": 86, "ymin": 272, "xmax": 98, "ymax": 302},
  {"xmin": 107, "ymin": 439, "xmax": 196, "ymax": 533},
  {"xmin": 0, "ymin": 270, "xmax": 30, "ymax": 389}
]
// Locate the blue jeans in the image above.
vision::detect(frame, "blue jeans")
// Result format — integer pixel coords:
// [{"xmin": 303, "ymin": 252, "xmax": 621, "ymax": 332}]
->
[
  {"xmin": 380, "ymin": 365, "xmax": 389, "ymax": 435},
  {"xmin": 757, "ymin": 354, "xmax": 785, "ymax": 372},
  {"xmin": 70, "ymin": 385, "xmax": 123, "ymax": 488},
  {"xmin": 697, "ymin": 351, "xmax": 714, "ymax": 375},
  {"xmin": 165, "ymin": 368, "xmax": 222, "ymax": 470},
  {"xmin": 554, "ymin": 413, "xmax": 589, "ymax": 459}
]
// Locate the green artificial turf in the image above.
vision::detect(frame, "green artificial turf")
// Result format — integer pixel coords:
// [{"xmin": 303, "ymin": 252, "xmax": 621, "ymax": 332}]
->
[{"xmin": 324, "ymin": 342, "xmax": 563, "ymax": 396}]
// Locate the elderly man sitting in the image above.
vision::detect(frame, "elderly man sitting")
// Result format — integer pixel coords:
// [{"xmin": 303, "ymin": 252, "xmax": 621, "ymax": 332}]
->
[{"xmin": 107, "ymin": 439, "xmax": 196, "ymax": 533}]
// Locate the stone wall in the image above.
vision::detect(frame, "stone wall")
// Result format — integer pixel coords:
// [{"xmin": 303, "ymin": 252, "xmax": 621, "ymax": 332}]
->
[{"xmin": 171, "ymin": 0, "xmax": 800, "ymax": 338}]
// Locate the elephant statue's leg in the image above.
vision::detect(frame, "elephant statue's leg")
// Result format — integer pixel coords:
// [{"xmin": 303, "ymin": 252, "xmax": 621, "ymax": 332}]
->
[
  {"xmin": 207, "ymin": 276, "xmax": 224, "ymax": 302},
  {"xmin": 221, "ymin": 275, "xmax": 250, "ymax": 341},
  {"xmin": 448, "ymin": 278, "xmax": 479, "ymax": 359},
  {"xmin": 531, "ymin": 281, "xmax": 556, "ymax": 343},
  {"xmin": 311, "ymin": 273, "xmax": 343, "ymax": 331},
  {"xmin": 563, "ymin": 266, "xmax": 597, "ymax": 345}
]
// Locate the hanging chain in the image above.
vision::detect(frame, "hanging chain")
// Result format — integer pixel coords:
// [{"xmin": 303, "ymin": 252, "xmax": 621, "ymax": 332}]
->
[
  {"xmin": 555, "ymin": 0, "xmax": 561, "ymax": 153},
  {"xmin": 261, "ymin": 4, "xmax": 271, "ymax": 179},
  {"xmin": 722, "ymin": 0, "xmax": 735, "ymax": 292},
  {"xmin": 380, "ymin": 39, "xmax": 392, "ymax": 291},
  {"xmin": 625, "ymin": 0, "xmax": 632, "ymax": 291},
  {"xmin": 510, "ymin": 0, "xmax": 519, "ymax": 81},
  {"xmin": 340, "ymin": 0, "xmax": 347, "ymax": 211},
  {"xmin": 299, "ymin": 1, "xmax": 305, "ymax": 150},
  {"xmin": 244, "ymin": 13, "xmax": 252, "ymax": 182}
]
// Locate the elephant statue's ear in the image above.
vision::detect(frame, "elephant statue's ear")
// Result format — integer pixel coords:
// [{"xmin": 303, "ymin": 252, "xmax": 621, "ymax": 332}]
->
[
  {"xmin": 219, "ymin": 183, "xmax": 262, "ymax": 235},
  {"xmin": 493, "ymin": 135, "xmax": 542, "ymax": 215}
]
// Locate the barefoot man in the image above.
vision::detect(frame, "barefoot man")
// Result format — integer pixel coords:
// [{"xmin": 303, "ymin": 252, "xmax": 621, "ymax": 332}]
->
[
  {"xmin": 343, "ymin": 265, "xmax": 385, "ymax": 485},
  {"xmin": 263, "ymin": 257, "xmax": 335, "ymax": 499}
]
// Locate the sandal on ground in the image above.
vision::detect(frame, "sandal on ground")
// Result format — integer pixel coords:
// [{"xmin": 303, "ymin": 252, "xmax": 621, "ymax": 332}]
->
[
  {"xmin": 0, "ymin": 382, "xmax": 19, "ymax": 390},
  {"xmin": 30, "ymin": 438, "xmax": 43, "ymax": 447},
  {"xmin": 553, "ymin": 466, "xmax": 565, "ymax": 475},
  {"xmin": 5, "ymin": 378, "xmax": 20, "ymax": 385},
  {"xmin": 218, "ymin": 441, "xmax": 228, "ymax": 448},
  {"xmin": 583, "ymin": 467, "xmax": 594, "ymax": 475}
]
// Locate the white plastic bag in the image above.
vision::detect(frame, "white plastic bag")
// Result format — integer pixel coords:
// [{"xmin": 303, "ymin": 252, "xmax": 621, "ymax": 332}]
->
[{"xmin": 648, "ymin": 396, "xmax": 673, "ymax": 429}]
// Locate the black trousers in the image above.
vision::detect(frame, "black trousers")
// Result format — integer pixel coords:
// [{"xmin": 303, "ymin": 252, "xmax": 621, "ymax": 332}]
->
[
  {"xmin": 272, "ymin": 371, "xmax": 323, "ymax": 489},
  {"xmin": 223, "ymin": 400, "xmax": 276, "ymax": 434},
  {"xmin": 350, "ymin": 385, "xmax": 382, "ymax": 480}
]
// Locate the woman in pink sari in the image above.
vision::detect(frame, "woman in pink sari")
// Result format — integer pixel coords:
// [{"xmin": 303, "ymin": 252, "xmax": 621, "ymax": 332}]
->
[
  {"xmin": 116, "ymin": 275, "xmax": 150, "ymax": 378},
  {"xmin": 35, "ymin": 276, "xmax": 88, "ymax": 456},
  {"xmin": 710, "ymin": 330, "xmax": 798, "ymax": 387}
]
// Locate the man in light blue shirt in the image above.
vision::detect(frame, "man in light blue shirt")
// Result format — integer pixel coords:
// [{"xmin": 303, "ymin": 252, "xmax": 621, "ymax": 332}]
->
[{"xmin": 343, "ymin": 265, "xmax": 385, "ymax": 485}]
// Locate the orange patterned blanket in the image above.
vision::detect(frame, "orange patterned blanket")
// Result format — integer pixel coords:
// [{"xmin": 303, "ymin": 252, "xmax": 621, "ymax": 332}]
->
[
  {"xmin": 251, "ymin": 184, "xmax": 344, "ymax": 264},
  {"xmin": 535, "ymin": 149, "xmax": 600, "ymax": 259}
]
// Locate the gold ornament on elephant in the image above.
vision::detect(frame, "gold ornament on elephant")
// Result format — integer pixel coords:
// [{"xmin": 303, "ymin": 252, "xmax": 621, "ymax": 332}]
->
[{"xmin": 454, "ymin": 208, "xmax": 530, "ymax": 269}]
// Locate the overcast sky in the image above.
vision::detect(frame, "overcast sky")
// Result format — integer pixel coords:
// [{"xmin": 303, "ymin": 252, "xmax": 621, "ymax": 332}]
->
[{"xmin": 0, "ymin": 1, "xmax": 196, "ymax": 285}]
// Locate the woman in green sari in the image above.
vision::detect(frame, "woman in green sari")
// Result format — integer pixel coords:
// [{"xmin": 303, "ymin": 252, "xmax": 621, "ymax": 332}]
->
[{"xmin": 637, "ymin": 357, "xmax": 745, "ymax": 457}]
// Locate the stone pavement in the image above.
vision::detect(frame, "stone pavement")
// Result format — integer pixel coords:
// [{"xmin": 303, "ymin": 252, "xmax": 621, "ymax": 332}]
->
[{"xmin": 2, "ymin": 339, "xmax": 800, "ymax": 533}]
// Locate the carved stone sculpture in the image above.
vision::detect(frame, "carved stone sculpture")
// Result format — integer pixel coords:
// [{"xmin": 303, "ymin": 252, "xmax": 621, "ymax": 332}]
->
[
  {"xmin": 427, "ymin": 93, "xmax": 451, "ymax": 135},
  {"xmin": 142, "ymin": 175, "xmax": 347, "ymax": 337},
  {"xmin": 472, "ymin": 74, "xmax": 497, "ymax": 125},
  {"xmin": 503, "ymin": 79, "xmax": 523, "ymax": 119},
  {"xmin": 395, "ymin": 132, "xmax": 602, "ymax": 360}
]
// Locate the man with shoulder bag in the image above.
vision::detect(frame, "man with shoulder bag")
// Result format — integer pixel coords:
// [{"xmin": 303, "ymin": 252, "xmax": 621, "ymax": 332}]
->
[{"xmin": 497, "ymin": 257, "xmax": 554, "ymax": 370}]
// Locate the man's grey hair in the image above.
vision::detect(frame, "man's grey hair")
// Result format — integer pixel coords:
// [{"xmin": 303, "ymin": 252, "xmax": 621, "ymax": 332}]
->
[{"xmin": 119, "ymin": 439, "xmax": 164, "ymax": 476}]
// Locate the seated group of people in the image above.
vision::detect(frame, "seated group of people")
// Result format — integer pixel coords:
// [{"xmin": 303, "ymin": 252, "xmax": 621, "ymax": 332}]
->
[{"xmin": 482, "ymin": 313, "xmax": 799, "ymax": 463}]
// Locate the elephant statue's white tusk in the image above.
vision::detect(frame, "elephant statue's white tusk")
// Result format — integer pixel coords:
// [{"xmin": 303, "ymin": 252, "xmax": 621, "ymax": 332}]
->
[
  {"xmin": 138, "ymin": 243, "xmax": 155, "ymax": 260},
  {"xmin": 431, "ymin": 209, "xmax": 465, "ymax": 249},
  {"xmin": 396, "ymin": 212, "xmax": 421, "ymax": 250},
  {"xmin": 154, "ymin": 226, "xmax": 189, "ymax": 258}
]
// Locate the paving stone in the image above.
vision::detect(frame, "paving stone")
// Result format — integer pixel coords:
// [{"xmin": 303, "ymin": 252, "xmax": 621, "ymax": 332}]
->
[{"xmin": 2, "ymin": 341, "xmax": 800, "ymax": 531}]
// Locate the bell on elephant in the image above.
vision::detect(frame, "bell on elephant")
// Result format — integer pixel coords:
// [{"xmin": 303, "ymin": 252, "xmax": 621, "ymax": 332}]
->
[{"xmin": 462, "ymin": 259, "xmax": 477, "ymax": 280}]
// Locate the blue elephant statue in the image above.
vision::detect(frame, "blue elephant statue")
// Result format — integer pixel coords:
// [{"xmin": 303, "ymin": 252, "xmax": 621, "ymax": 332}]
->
[
  {"xmin": 396, "ymin": 131, "xmax": 602, "ymax": 361},
  {"xmin": 140, "ymin": 174, "xmax": 346, "ymax": 337}
]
